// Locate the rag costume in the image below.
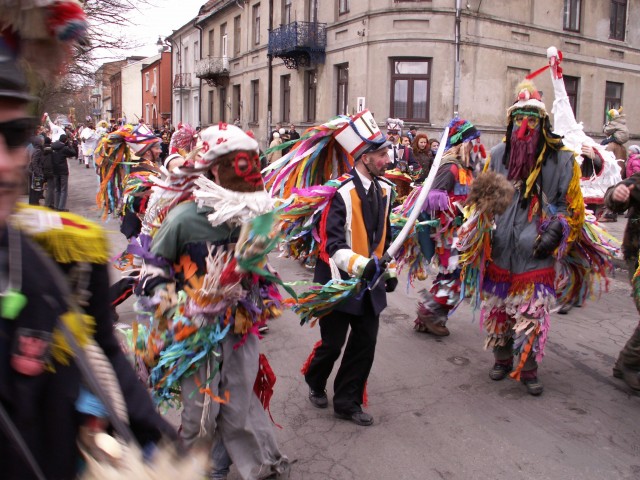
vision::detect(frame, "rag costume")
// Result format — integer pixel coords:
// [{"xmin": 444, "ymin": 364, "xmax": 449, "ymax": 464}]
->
[
  {"xmin": 135, "ymin": 124, "xmax": 290, "ymax": 479},
  {"xmin": 458, "ymin": 77, "xmax": 586, "ymax": 393},
  {"xmin": 404, "ymin": 118, "xmax": 480, "ymax": 336}
]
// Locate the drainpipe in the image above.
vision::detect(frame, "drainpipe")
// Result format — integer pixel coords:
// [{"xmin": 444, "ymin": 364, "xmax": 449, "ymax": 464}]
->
[
  {"xmin": 453, "ymin": 0, "xmax": 461, "ymax": 117},
  {"xmin": 267, "ymin": 0, "xmax": 274, "ymax": 147},
  {"xmin": 194, "ymin": 18, "xmax": 203, "ymax": 127}
]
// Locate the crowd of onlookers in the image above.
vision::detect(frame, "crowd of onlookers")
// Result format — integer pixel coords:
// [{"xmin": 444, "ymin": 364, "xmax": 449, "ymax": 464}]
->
[{"xmin": 25, "ymin": 117, "xmax": 179, "ymax": 211}]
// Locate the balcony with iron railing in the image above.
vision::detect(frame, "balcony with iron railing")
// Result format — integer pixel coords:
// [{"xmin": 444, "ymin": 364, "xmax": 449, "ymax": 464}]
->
[
  {"xmin": 268, "ymin": 21, "xmax": 327, "ymax": 69},
  {"xmin": 173, "ymin": 73, "xmax": 192, "ymax": 89},
  {"xmin": 195, "ymin": 56, "xmax": 230, "ymax": 87}
]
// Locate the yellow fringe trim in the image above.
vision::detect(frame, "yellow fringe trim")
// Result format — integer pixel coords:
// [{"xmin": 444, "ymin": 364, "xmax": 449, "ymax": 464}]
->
[
  {"xmin": 12, "ymin": 203, "xmax": 110, "ymax": 264},
  {"xmin": 50, "ymin": 311, "xmax": 96, "ymax": 367},
  {"xmin": 565, "ymin": 158, "xmax": 586, "ymax": 243}
]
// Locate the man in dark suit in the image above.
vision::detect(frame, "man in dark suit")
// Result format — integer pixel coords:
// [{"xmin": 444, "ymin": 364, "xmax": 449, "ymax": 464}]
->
[{"xmin": 303, "ymin": 110, "xmax": 398, "ymax": 426}]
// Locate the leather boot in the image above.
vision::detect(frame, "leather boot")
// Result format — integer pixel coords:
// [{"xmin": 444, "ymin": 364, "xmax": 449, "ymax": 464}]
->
[{"xmin": 521, "ymin": 377, "xmax": 544, "ymax": 396}]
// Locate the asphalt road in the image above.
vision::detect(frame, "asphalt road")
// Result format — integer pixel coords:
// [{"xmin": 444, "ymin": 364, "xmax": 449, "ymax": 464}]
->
[{"xmin": 60, "ymin": 159, "xmax": 640, "ymax": 480}]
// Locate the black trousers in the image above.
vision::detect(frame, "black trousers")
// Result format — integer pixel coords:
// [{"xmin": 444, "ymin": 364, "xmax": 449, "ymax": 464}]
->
[{"xmin": 305, "ymin": 301, "xmax": 379, "ymax": 414}]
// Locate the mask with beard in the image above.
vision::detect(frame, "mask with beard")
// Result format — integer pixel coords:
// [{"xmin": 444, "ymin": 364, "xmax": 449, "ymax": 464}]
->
[
  {"xmin": 507, "ymin": 114, "xmax": 541, "ymax": 182},
  {"xmin": 214, "ymin": 150, "xmax": 264, "ymax": 192}
]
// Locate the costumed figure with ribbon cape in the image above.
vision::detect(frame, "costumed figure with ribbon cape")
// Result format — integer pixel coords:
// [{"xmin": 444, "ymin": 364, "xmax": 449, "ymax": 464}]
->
[
  {"xmin": 134, "ymin": 123, "xmax": 291, "ymax": 480},
  {"xmin": 397, "ymin": 117, "xmax": 481, "ymax": 337},
  {"xmin": 456, "ymin": 74, "xmax": 586, "ymax": 396}
]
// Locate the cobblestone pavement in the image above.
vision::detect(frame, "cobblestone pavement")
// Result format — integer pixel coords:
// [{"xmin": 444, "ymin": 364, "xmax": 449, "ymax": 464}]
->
[{"xmin": 58, "ymin": 160, "xmax": 640, "ymax": 480}]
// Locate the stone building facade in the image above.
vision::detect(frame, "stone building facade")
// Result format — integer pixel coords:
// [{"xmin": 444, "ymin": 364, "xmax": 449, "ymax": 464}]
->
[{"xmin": 191, "ymin": 0, "xmax": 639, "ymax": 149}]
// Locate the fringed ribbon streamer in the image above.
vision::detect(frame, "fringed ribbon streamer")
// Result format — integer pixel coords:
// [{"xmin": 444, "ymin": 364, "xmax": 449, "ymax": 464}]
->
[
  {"xmin": 300, "ymin": 340, "xmax": 322, "ymax": 375},
  {"xmin": 253, "ymin": 354, "xmax": 282, "ymax": 428}
]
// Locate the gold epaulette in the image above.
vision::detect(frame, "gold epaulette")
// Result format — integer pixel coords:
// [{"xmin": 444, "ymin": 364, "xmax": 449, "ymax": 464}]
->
[{"xmin": 11, "ymin": 203, "xmax": 110, "ymax": 264}]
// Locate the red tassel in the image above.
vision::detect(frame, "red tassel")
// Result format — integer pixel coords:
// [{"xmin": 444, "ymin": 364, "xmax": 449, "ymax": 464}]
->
[
  {"xmin": 362, "ymin": 382, "xmax": 368, "ymax": 407},
  {"xmin": 253, "ymin": 354, "xmax": 281, "ymax": 428},
  {"xmin": 300, "ymin": 340, "xmax": 322, "ymax": 375}
]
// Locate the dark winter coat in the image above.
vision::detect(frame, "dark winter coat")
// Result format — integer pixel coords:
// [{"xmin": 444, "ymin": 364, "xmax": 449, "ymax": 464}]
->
[
  {"xmin": 28, "ymin": 147, "xmax": 44, "ymax": 177},
  {"xmin": 42, "ymin": 146, "xmax": 54, "ymax": 177},
  {"xmin": 51, "ymin": 141, "xmax": 76, "ymax": 175}
]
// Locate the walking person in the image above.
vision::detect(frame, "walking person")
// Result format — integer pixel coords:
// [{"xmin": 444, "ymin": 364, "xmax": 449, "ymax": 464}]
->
[
  {"xmin": 42, "ymin": 137, "xmax": 55, "ymax": 209},
  {"xmin": 79, "ymin": 121, "xmax": 99, "ymax": 169},
  {"xmin": 136, "ymin": 123, "xmax": 291, "ymax": 479},
  {"xmin": 27, "ymin": 136, "xmax": 44, "ymax": 205},
  {"xmin": 50, "ymin": 133, "xmax": 76, "ymax": 211},
  {"xmin": 459, "ymin": 79, "xmax": 585, "ymax": 395},
  {"xmin": 302, "ymin": 110, "xmax": 398, "ymax": 426}
]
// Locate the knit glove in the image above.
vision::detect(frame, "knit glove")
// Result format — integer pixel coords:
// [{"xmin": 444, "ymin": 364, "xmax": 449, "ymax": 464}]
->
[
  {"xmin": 385, "ymin": 277, "xmax": 398, "ymax": 292},
  {"xmin": 532, "ymin": 220, "xmax": 564, "ymax": 259}
]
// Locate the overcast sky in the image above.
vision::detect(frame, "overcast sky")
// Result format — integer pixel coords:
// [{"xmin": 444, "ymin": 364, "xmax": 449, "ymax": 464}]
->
[{"xmin": 101, "ymin": 0, "xmax": 206, "ymax": 59}]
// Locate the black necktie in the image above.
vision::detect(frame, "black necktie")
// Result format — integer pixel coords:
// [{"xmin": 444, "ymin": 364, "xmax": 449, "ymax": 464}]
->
[{"xmin": 367, "ymin": 181, "xmax": 379, "ymax": 230}]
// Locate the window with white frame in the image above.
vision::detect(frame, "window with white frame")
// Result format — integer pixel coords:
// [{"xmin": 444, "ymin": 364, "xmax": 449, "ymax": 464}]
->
[{"xmin": 145, "ymin": 72, "xmax": 150, "ymax": 91}]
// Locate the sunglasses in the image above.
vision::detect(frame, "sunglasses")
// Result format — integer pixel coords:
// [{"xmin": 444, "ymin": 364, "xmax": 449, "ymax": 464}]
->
[{"xmin": 0, "ymin": 117, "xmax": 37, "ymax": 149}]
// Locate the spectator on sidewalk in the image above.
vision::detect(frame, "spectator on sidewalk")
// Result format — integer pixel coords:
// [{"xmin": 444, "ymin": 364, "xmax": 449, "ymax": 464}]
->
[
  {"xmin": 27, "ymin": 136, "xmax": 45, "ymax": 205},
  {"xmin": 267, "ymin": 131, "xmax": 283, "ymax": 164},
  {"xmin": 42, "ymin": 137, "xmax": 55, "ymax": 208},
  {"xmin": 51, "ymin": 133, "xmax": 76, "ymax": 211}
]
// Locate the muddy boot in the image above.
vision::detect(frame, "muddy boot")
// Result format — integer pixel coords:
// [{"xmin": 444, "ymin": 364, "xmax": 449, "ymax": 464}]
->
[
  {"xmin": 521, "ymin": 377, "xmax": 544, "ymax": 396},
  {"xmin": 520, "ymin": 363, "xmax": 543, "ymax": 395},
  {"xmin": 489, "ymin": 362, "xmax": 512, "ymax": 381},
  {"xmin": 490, "ymin": 343, "xmax": 514, "ymax": 380}
]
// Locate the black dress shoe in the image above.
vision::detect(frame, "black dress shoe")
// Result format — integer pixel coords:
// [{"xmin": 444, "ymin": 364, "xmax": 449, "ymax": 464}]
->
[
  {"xmin": 334, "ymin": 410, "xmax": 373, "ymax": 426},
  {"xmin": 308, "ymin": 389, "xmax": 328, "ymax": 409}
]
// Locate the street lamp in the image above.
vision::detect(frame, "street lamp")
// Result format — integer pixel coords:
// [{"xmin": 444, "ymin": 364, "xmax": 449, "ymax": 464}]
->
[{"xmin": 156, "ymin": 36, "xmax": 170, "ymax": 54}]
